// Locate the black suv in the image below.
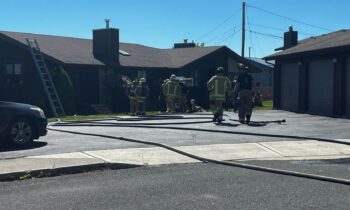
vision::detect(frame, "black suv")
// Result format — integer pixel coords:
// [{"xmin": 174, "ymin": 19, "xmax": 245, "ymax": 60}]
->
[{"xmin": 0, "ymin": 101, "xmax": 48, "ymax": 146}]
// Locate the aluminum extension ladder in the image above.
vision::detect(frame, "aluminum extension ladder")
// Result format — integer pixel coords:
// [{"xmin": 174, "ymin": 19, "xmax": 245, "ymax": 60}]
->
[{"xmin": 26, "ymin": 38, "xmax": 65, "ymax": 117}]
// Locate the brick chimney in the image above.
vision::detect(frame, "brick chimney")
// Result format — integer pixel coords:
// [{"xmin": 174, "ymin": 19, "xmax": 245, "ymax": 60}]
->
[
  {"xmin": 283, "ymin": 26, "xmax": 298, "ymax": 49},
  {"xmin": 93, "ymin": 19, "xmax": 119, "ymax": 64}
]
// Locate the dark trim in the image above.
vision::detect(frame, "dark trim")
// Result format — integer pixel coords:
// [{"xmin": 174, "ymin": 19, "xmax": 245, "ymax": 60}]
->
[
  {"xmin": 333, "ymin": 57, "xmax": 346, "ymax": 115},
  {"xmin": 341, "ymin": 57, "xmax": 347, "ymax": 115},
  {"xmin": 298, "ymin": 61, "xmax": 308, "ymax": 112},
  {"xmin": 120, "ymin": 66, "xmax": 179, "ymax": 71},
  {"xmin": 346, "ymin": 57, "xmax": 350, "ymax": 117},
  {"xmin": 273, "ymin": 63, "xmax": 281, "ymax": 109},
  {"xmin": 265, "ymin": 45, "xmax": 350, "ymax": 61}
]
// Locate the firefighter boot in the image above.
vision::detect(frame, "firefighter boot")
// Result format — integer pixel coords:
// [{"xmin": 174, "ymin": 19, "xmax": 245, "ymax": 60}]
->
[
  {"xmin": 217, "ymin": 114, "xmax": 223, "ymax": 124},
  {"xmin": 213, "ymin": 112, "xmax": 219, "ymax": 122},
  {"xmin": 246, "ymin": 114, "xmax": 251, "ymax": 125}
]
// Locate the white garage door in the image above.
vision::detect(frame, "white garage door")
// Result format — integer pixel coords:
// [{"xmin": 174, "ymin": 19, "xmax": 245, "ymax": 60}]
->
[
  {"xmin": 346, "ymin": 57, "xmax": 350, "ymax": 116},
  {"xmin": 308, "ymin": 59, "xmax": 334, "ymax": 115},
  {"xmin": 281, "ymin": 63, "xmax": 299, "ymax": 112}
]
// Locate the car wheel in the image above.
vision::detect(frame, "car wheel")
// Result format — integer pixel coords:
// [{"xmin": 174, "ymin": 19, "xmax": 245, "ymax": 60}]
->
[{"xmin": 7, "ymin": 118, "xmax": 34, "ymax": 146}]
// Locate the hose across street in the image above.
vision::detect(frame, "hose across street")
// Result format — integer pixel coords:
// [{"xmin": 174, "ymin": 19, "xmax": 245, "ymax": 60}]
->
[{"xmin": 48, "ymin": 115, "xmax": 350, "ymax": 186}]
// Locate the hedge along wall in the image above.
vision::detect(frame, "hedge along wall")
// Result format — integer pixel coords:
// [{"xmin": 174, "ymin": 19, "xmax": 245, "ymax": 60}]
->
[{"xmin": 50, "ymin": 66, "xmax": 76, "ymax": 115}]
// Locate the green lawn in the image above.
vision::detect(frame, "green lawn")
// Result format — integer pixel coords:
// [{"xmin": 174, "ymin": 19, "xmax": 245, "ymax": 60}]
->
[
  {"xmin": 253, "ymin": 100, "xmax": 273, "ymax": 111},
  {"xmin": 48, "ymin": 102, "xmax": 273, "ymax": 122},
  {"xmin": 48, "ymin": 111, "xmax": 159, "ymax": 122}
]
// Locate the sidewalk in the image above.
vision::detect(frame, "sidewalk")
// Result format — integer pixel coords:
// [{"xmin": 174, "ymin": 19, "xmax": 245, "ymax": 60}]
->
[{"xmin": 1, "ymin": 139, "xmax": 350, "ymax": 181}]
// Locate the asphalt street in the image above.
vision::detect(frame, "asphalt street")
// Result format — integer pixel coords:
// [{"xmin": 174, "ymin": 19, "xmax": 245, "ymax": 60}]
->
[
  {"xmin": 0, "ymin": 110, "xmax": 349, "ymax": 159},
  {"xmin": 1, "ymin": 160, "xmax": 350, "ymax": 210}
]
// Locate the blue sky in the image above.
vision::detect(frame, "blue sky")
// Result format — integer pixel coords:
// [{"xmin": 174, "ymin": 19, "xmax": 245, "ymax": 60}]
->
[{"xmin": 1, "ymin": 0, "xmax": 349, "ymax": 58}]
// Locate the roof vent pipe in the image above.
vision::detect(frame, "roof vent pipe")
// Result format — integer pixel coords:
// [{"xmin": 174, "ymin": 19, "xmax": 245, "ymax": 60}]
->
[
  {"xmin": 289, "ymin": 25, "xmax": 293, "ymax": 32},
  {"xmin": 105, "ymin": 19, "xmax": 110, "ymax": 29}
]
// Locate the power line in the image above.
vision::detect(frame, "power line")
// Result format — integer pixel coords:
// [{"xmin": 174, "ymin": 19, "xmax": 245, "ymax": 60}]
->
[
  {"xmin": 220, "ymin": 24, "xmax": 241, "ymax": 36},
  {"xmin": 204, "ymin": 24, "xmax": 241, "ymax": 44},
  {"xmin": 251, "ymin": 30, "xmax": 266, "ymax": 57},
  {"xmin": 249, "ymin": 23, "xmax": 316, "ymax": 36},
  {"xmin": 246, "ymin": 4, "xmax": 332, "ymax": 32},
  {"xmin": 195, "ymin": 8, "xmax": 241, "ymax": 42},
  {"xmin": 214, "ymin": 29, "xmax": 241, "ymax": 45},
  {"xmin": 248, "ymin": 30, "xmax": 283, "ymax": 40}
]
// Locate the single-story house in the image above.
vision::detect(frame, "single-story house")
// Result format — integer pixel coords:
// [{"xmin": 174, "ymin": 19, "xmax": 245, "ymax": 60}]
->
[
  {"xmin": 246, "ymin": 58, "xmax": 274, "ymax": 100},
  {"xmin": 265, "ymin": 27, "xmax": 350, "ymax": 117},
  {"xmin": 0, "ymin": 25, "xmax": 259, "ymax": 116}
]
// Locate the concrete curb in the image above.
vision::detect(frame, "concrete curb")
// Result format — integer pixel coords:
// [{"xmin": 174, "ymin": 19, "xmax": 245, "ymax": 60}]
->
[
  {"xmin": 2, "ymin": 139, "xmax": 350, "ymax": 182},
  {"xmin": 0, "ymin": 162, "xmax": 140, "ymax": 182}
]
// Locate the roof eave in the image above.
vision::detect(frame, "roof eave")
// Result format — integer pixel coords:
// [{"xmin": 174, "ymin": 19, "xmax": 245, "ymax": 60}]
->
[
  {"xmin": 265, "ymin": 45, "xmax": 350, "ymax": 61},
  {"xmin": 0, "ymin": 32, "xmax": 66, "ymax": 65},
  {"xmin": 178, "ymin": 46, "xmax": 227, "ymax": 70}
]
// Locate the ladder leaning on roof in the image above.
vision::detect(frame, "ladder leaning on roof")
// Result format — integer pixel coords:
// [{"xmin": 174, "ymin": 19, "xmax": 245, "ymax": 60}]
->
[{"xmin": 26, "ymin": 38, "xmax": 65, "ymax": 117}]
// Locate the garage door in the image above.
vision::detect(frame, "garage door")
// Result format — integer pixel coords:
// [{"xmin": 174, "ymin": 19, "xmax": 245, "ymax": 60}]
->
[
  {"xmin": 308, "ymin": 60, "xmax": 334, "ymax": 115},
  {"xmin": 280, "ymin": 63, "xmax": 299, "ymax": 112},
  {"xmin": 346, "ymin": 58, "xmax": 350, "ymax": 116}
]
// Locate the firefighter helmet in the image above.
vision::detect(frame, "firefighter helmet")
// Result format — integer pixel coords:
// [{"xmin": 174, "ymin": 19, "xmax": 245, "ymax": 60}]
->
[
  {"xmin": 170, "ymin": 74, "xmax": 176, "ymax": 81},
  {"xmin": 216, "ymin": 67, "xmax": 224, "ymax": 73},
  {"xmin": 139, "ymin": 78, "xmax": 146, "ymax": 83},
  {"xmin": 237, "ymin": 63, "xmax": 248, "ymax": 70}
]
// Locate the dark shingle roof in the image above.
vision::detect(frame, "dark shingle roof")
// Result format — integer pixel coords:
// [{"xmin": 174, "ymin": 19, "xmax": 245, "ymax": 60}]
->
[
  {"xmin": 265, "ymin": 29, "xmax": 350, "ymax": 60},
  {"xmin": 0, "ymin": 31, "xmax": 224, "ymax": 68},
  {"xmin": 246, "ymin": 58, "xmax": 274, "ymax": 71}
]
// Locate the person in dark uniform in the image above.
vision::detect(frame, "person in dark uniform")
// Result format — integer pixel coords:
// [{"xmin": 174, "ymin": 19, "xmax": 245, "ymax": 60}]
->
[
  {"xmin": 179, "ymin": 79, "xmax": 189, "ymax": 113},
  {"xmin": 233, "ymin": 63, "xmax": 259, "ymax": 124}
]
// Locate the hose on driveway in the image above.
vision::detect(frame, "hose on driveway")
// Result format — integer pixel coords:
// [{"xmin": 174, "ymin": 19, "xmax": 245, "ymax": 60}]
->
[{"xmin": 48, "ymin": 120, "xmax": 350, "ymax": 186}]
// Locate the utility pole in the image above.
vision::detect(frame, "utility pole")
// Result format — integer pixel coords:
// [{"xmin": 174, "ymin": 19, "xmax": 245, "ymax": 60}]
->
[{"xmin": 241, "ymin": 1, "xmax": 246, "ymax": 58}]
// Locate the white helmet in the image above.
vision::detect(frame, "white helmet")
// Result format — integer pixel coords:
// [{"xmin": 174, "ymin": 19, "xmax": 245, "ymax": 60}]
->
[{"xmin": 170, "ymin": 74, "xmax": 176, "ymax": 81}]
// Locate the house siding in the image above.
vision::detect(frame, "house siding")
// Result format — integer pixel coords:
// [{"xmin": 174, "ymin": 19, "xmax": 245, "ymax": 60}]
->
[
  {"xmin": 273, "ymin": 52, "xmax": 350, "ymax": 118},
  {"xmin": 64, "ymin": 65, "xmax": 101, "ymax": 113},
  {"xmin": 0, "ymin": 32, "xmax": 245, "ymax": 115},
  {"xmin": 346, "ymin": 57, "xmax": 350, "ymax": 116},
  {"xmin": 0, "ymin": 38, "xmax": 49, "ymax": 112}
]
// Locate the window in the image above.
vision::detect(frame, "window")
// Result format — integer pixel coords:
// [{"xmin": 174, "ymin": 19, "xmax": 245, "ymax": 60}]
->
[
  {"xmin": 5, "ymin": 64, "xmax": 24, "ymax": 85},
  {"xmin": 6, "ymin": 64, "xmax": 23, "ymax": 75}
]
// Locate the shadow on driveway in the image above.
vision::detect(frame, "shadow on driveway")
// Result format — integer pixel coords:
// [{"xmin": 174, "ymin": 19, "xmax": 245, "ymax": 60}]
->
[{"xmin": 0, "ymin": 141, "xmax": 47, "ymax": 152}]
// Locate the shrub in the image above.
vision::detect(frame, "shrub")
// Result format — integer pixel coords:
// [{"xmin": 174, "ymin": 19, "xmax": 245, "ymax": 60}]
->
[{"xmin": 50, "ymin": 66, "xmax": 76, "ymax": 115}]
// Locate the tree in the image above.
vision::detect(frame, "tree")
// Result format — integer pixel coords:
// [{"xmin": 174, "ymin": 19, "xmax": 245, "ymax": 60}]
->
[{"xmin": 50, "ymin": 66, "xmax": 76, "ymax": 115}]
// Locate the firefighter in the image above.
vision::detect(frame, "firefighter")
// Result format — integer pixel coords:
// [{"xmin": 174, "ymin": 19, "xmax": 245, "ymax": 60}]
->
[
  {"xmin": 233, "ymin": 63, "xmax": 259, "ymax": 124},
  {"xmin": 135, "ymin": 78, "xmax": 150, "ymax": 115},
  {"xmin": 207, "ymin": 67, "xmax": 232, "ymax": 124},
  {"xmin": 159, "ymin": 79, "xmax": 169, "ymax": 112},
  {"xmin": 163, "ymin": 74, "xmax": 180, "ymax": 113},
  {"xmin": 179, "ymin": 79, "xmax": 189, "ymax": 112},
  {"xmin": 128, "ymin": 79, "xmax": 138, "ymax": 116}
]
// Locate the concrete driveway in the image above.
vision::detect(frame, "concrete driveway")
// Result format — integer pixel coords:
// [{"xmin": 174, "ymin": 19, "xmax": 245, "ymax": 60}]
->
[
  {"xmin": 0, "ymin": 110, "xmax": 350, "ymax": 181},
  {"xmin": 0, "ymin": 110, "xmax": 349, "ymax": 160}
]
